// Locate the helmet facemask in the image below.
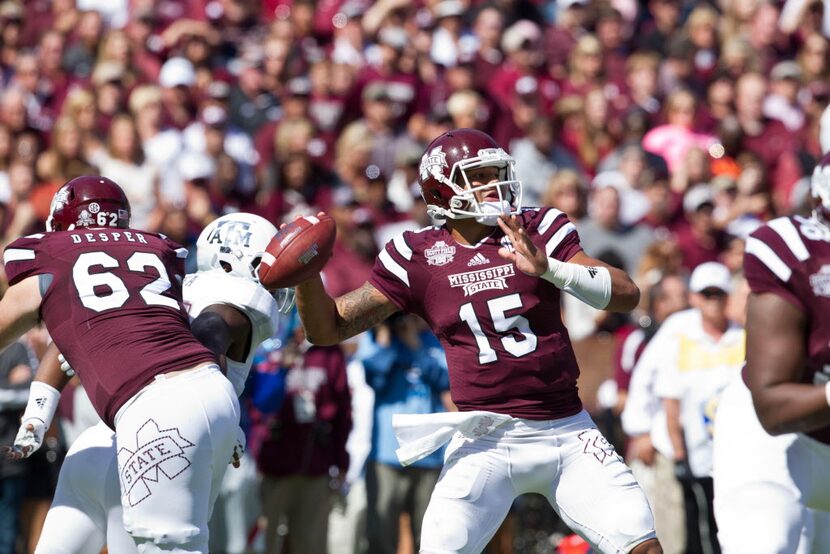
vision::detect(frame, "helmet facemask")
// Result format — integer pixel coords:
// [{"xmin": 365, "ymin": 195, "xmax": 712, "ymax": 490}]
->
[{"xmin": 426, "ymin": 148, "xmax": 523, "ymax": 226}]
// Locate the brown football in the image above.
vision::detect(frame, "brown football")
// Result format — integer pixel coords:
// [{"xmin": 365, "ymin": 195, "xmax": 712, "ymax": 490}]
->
[{"xmin": 258, "ymin": 213, "xmax": 337, "ymax": 289}]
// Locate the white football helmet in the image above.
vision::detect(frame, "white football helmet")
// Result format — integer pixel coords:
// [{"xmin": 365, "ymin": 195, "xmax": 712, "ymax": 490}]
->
[{"xmin": 196, "ymin": 213, "xmax": 295, "ymax": 313}]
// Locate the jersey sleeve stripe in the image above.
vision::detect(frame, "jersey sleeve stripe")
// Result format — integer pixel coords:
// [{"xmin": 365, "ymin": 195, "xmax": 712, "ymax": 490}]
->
[
  {"xmin": 24, "ymin": 233, "xmax": 44, "ymax": 239},
  {"xmin": 768, "ymin": 218, "xmax": 810, "ymax": 261},
  {"xmin": 3, "ymin": 248, "xmax": 36, "ymax": 263},
  {"xmin": 379, "ymin": 248, "xmax": 410, "ymax": 287},
  {"xmin": 545, "ymin": 222, "xmax": 576, "ymax": 256},
  {"xmin": 175, "ymin": 248, "xmax": 189, "ymax": 259},
  {"xmin": 537, "ymin": 208, "xmax": 564, "ymax": 235},
  {"xmin": 745, "ymin": 236, "xmax": 792, "ymax": 282},
  {"xmin": 392, "ymin": 234, "xmax": 413, "ymax": 261}
]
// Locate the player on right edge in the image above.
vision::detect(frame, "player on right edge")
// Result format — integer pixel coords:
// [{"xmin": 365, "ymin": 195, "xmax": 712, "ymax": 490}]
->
[
  {"xmin": 713, "ymin": 152, "xmax": 830, "ymax": 552},
  {"xmin": 295, "ymin": 129, "xmax": 661, "ymax": 553}
]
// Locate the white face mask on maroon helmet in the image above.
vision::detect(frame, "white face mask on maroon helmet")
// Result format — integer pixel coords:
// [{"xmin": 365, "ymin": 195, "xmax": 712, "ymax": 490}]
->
[{"xmin": 418, "ymin": 129, "xmax": 523, "ymax": 227}]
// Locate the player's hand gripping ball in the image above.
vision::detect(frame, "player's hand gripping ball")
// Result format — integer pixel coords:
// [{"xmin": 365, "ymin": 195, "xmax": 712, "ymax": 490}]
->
[{"xmin": 258, "ymin": 213, "xmax": 336, "ymax": 289}]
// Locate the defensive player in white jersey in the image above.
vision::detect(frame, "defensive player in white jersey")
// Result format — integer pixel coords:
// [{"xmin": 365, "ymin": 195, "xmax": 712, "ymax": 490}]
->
[
  {"xmin": 21, "ymin": 213, "xmax": 290, "ymax": 554},
  {"xmin": 712, "ymin": 153, "xmax": 830, "ymax": 552}
]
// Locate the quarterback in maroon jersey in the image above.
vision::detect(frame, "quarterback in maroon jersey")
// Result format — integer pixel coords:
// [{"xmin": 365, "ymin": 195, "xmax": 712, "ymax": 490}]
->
[
  {"xmin": 0, "ymin": 176, "xmax": 240, "ymax": 553},
  {"xmin": 296, "ymin": 129, "xmax": 661, "ymax": 553},
  {"xmin": 713, "ymin": 152, "xmax": 830, "ymax": 551}
]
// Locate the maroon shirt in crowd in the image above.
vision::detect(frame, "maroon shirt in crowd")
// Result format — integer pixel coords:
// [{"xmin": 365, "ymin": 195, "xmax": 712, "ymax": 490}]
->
[
  {"xmin": 744, "ymin": 215, "xmax": 830, "ymax": 445},
  {"xmin": 369, "ymin": 207, "xmax": 584, "ymax": 420},
  {"xmin": 3, "ymin": 229, "xmax": 216, "ymax": 426},
  {"xmin": 253, "ymin": 345, "xmax": 351, "ymax": 477}
]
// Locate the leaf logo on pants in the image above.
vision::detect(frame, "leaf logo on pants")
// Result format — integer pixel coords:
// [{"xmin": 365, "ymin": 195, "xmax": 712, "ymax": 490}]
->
[{"xmin": 117, "ymin": 419, "xmax": 195, "ymax": 506}]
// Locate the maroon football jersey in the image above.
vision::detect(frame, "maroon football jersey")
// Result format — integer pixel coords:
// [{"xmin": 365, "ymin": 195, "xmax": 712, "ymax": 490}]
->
[
  {"xmin": 370, "ymin": 207, "xmax": 584, "ymax": 420},
  {"xmin": 3, "ymin": 229, "xmax": 217, "ymax": 427},
  {"xmin": 744, "ymin": 215, "xmax": 830, "ymax": 444}
]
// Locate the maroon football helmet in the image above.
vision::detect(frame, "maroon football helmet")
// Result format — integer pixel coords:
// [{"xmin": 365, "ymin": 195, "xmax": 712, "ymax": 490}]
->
[
  {"xmin": 418, "ymin": 128, "xmax": 522, "ymax": 224},
  {"xmin": 812, "ymin": 151, "xmax": 830, "ymax": 227},
  {"xmin": 46, "ymin": 176, "xmax": 131, "ymax": 232}
]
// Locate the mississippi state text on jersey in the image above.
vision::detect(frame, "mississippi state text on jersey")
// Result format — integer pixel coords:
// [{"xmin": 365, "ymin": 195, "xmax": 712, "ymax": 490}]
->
[
  {"xmin": 744, "ymin": 215, "xmax": 830, "ymax": 444},
  {"xmin": 2, "ymin": 229, "xmax": 217, "ymax": 426},
  {"xmin": 369, "ymin": 207, "xmax": 583, "ymax": 419}
]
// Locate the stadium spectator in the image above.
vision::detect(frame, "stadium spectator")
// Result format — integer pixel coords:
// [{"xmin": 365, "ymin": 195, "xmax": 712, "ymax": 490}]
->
[
  {"xmin": 253, "ymin": 318, "xmax": 351, "ymax": 554},
  {"xmin": 620, "ymin": 273, "xmax": 689, "ymax": 554},
  {"xmin": 577, "ymin": 184, "xmax": 655, "ymax": 276},
  {"xmin": 358, "ymin": 314, "xmax": 449, "ymax": 554},
  {"xmin": 655, "ymin": 262, "xmax": 744, "ymax": 554}
]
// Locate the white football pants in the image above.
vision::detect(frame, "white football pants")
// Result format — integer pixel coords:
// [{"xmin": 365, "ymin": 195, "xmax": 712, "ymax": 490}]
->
[
  {"xmin": 713, "ymin": 378, "xmax": 830, "ymax": 554},
  {"xmin": 36, "ymin": 364, "xmax": 239, "ymax": 554},
  {"xmin": 419, "ymin": 410, "xmax": 656, "ymax": 554}
]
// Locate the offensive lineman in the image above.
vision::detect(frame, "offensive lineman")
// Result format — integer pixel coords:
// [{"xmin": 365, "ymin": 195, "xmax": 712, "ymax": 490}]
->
[
  {"xmin": 713, "ymin": 152, "xmax": 830, "ymax": 552},
  {"xmin": 0, "ymin": 176, "xmax": 239, "ymax": 553},
  {"xmin": 21, "ymin": 212, "xmax": 291, "ymax": 553},
  {"xmin": 294, "ymin": 129, "xmax": 661, "ymax": 553}
]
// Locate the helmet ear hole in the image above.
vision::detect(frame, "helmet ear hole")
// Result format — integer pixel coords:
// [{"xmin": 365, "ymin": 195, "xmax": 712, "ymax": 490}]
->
[{"xmin": 219, "ymin": 261, "xmax": 233, "ymax": 273}]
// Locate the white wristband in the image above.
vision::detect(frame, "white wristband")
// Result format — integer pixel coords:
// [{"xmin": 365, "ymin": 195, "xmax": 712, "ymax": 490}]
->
[
  {"xmin": 542, "ymin": 257, "xmax": 612, "ymax": 310},
  {"xmin": 21, "ymin": 381, "xmax": 60, "ymax": 430},
  {"xmin": 825, "ymin": 381, "xmax": 830, "ymax": 408}
]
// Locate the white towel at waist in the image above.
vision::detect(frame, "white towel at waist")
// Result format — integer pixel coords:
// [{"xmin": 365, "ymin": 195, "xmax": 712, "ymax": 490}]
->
[{"xmin": 393, "ymin": 411, "xmax": 512, "ymax": 466}]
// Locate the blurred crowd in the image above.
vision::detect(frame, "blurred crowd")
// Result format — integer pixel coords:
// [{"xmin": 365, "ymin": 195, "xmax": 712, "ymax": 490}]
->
[{"xmin": 0, "ymin": 0, "xmax": 828, "ymax": 552}]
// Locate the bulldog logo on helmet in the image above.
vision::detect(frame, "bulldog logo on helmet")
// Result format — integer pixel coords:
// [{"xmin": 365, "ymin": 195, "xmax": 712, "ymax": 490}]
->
[{"xmin": 420, "ymin": 146, "xmax": 449, "ymax": 185}]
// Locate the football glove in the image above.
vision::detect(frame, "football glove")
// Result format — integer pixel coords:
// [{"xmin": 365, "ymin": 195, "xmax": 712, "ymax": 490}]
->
[
  {"xmin": 230, "ymin": 426, "xmax": 246, "ymax": 468},
  {"xmin": 58, "ymin": 353, "xmax": 75, "ymax": 377},
  {"xmin": 5, "ymin": 381, "xmax": 60, "ymax": 460}
]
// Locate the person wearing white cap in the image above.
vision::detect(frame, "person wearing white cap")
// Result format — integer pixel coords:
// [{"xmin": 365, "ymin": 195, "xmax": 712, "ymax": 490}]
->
[
  {"xmin": 158, "ymin": 57, "xmax": 197, "ymax": 130},
  {"xmin": 636, "ymin": 262, "xmax": 744, "ymax": 553}
]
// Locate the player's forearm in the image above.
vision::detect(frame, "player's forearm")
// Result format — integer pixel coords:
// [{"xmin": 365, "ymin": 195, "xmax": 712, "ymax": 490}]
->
[
  {"xmin": 605, "ymin": 268, "xmax": 640, "ymax": 312},
  {"xmin": 544, "ymin": 258, "xmax": 639, "ymax": 312},
  {"xmin": 751, "ymin": 382, "xmax": 830, "ymax": 435},
  {"xmin": 295, "ymin": 275, "xmax": 341, "ymax": 346},
  {"xmin": 297, "ymin": 279, "xmax": 398, "ymax": 346},
  {"xmin": 34, "ymin": 343, "xmax": 72, "ymax": 392}
]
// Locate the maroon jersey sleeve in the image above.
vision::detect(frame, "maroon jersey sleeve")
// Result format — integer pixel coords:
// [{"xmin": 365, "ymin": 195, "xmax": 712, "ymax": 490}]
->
[
  {"xmin": 524, "ymin": 208, "xmax": 583, "ymax": 261},
  {"xmin": 3, "ymin": 233, "xmax": 49, "ymax": 286},
  {"xmin": 744, "ymin": 219, "xmax": 804, "ymax": 311},
  {"xmin": 368, "ymin": 231, "xmax": 423, "ymax": 317}
]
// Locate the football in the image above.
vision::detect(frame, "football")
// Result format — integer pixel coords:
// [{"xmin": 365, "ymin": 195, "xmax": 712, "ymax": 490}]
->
[{"xmin": 257, "ymin": 213, "xmax": 337, "ymax": 289}]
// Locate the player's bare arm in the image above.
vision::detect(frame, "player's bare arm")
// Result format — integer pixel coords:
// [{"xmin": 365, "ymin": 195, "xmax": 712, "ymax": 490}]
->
[
  {"xmin": 191, "ymin": 304, "xmax": 252, "ymax": 368},
  {"xmin": 745, "ymin": 291, "xmax": 830, "ymax": 435},
  {"xmin": 0, "ymin": 276, "xmax": 42, "ymax": 354},
  {"xmin": 497, "ymin": 214, "xmax": 639, "ymax": 312},
  {"xmin": 296, "ymin": 276, "xmax": 398, "ymax": 346}
]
